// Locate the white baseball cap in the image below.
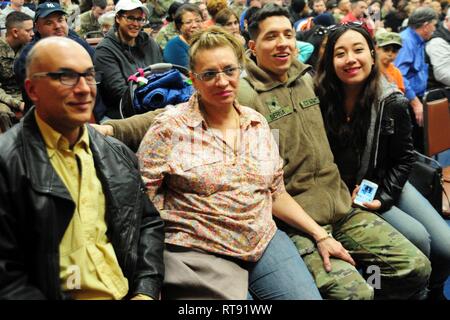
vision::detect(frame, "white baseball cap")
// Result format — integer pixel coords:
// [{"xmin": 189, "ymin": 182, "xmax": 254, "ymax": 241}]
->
[{"xmin": 115, "ymin": 0, "xmax": 149, "ymax": 16}]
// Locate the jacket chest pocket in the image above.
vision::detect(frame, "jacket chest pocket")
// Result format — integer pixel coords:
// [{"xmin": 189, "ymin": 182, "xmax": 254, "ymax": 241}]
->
[
  {"xmin": 171, "ymin": 155, "xmax": 225, "ymax": 196},
  {"xmin": 381, "ymin": 117, "xmax": 395, "ymax": 135}
]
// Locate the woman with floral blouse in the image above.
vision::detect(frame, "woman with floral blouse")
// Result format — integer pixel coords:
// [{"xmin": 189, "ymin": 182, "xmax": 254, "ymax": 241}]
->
[{"xmin": 137, "ymin": 26, "xmax": 353, "ymax": 300}]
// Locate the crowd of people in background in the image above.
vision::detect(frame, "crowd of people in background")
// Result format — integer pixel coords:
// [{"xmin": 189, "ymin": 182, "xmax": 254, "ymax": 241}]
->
[
  {"xmin": 0, "ymin": 0, "xmax": 449, "ymax": 301},
  {"xmin": 1, "ymin": 0, "xmax": 449, "ymax": 125}
]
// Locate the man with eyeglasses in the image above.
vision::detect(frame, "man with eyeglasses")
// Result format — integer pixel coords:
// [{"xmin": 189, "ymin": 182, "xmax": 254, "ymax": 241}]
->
[
  {"xmin": 0, "ymin": 36, "xmax": 165, "ymax": 300},
  {"xmin": 94, "ymin": 0, "xmax": 162, "ymax": 120},
  {"xmin": 13, "ymin": 1, "xmax": 96, "ymax": 114}
]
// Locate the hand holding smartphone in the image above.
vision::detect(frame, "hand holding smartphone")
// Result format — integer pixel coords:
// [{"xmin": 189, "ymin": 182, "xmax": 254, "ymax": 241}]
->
[{"xmin": 353, "ymin": 179, "xmax": 378, "ymax": 208}]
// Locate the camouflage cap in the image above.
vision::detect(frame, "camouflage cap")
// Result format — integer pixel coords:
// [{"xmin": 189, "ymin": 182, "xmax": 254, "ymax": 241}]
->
[{"xmin": 375, "ymin": 31, "xmax": 402, "ymax": 48}]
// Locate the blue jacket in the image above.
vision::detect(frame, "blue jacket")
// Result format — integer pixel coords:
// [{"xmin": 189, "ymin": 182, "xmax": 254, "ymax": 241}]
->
[
  {"xmin": 163, "ymin": 36, "xmax": 189, "ymax": 69},
  {"xmin": 394, "ymin": 27, "xmax": 428, "ymax": 100},
  {"xmin": 133, "ymin": 69, "xmax": 194, "ymax": 112}
]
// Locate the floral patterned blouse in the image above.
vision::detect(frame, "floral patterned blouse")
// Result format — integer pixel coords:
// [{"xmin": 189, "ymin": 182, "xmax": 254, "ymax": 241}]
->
[{"xmin": 137, "ymin": 94, "xmax": 285, "ymax": 261}]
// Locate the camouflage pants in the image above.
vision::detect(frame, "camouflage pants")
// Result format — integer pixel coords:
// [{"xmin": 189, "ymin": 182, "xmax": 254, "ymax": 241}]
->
[
  {"xmin": 0, "ymin": 103, "xmax": 15, "ymax": 133},
  {"xmin": 288, "ymin": 209, "xmax": 431, "ymax": 300}
]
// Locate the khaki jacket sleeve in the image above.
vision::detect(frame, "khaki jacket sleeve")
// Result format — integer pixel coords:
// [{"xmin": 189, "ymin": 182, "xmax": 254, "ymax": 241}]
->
[{"xmin": 105, "ymin": 108, "xmax": 166, "ymax": 152}]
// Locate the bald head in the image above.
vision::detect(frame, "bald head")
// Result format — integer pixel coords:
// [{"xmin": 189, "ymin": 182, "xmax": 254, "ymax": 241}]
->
[
  {"xmin": 24, "ymin": 37, "xmax": 96, "ymax": 142},
  {"xmin": 26, "ymin": 37, "xmax": 92, "ymax": 78}
]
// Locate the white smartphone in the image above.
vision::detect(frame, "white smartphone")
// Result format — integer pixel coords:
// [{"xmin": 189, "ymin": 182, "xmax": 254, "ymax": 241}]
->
[{"xmin": 354, "ymin": 179, "xmax": 378, "ymax": 208}]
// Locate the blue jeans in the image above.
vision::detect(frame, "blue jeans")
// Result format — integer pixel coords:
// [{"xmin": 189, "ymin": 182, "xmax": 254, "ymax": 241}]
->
[
  {"xmin": 382, "ymin": 181, "xmax": 450, "ymax": 289},
  {"xmin": 245, "ymin": 229, "xmax": 322, "ymax": 300}
]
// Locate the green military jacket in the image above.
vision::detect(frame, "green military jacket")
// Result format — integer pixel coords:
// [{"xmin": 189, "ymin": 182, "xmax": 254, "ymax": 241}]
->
[
  {"xmin": 78, "ymin": 10, "xmax": 101, "ymax": 38},
  {"xmin": 0, "ymin": 38, "xmax": 22, "ymax": 111},
  {"xmin": 155, "ymin": 23, "xmax": 177, "ymax": 50},
  {"xmin": 238, "ymin": 54, "xmax": 352, "ymax": 226}
]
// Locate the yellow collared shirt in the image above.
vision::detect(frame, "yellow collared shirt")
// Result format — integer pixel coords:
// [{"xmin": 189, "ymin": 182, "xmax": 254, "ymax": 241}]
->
[{"xmin": 36, "ymin": 112, "xmax": 129, "ymax": 300}]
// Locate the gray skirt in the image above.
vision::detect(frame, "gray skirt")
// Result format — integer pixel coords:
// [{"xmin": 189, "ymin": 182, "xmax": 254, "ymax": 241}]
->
[{"xmin": 162, "ymin": 244, "xmax": 249, "ymax": 300}]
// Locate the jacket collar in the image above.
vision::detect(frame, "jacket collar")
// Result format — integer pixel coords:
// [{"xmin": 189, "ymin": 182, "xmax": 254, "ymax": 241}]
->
[
  {"xmin": 404, "ymin": 27, "xmax": 425, "ymax": 45},
  {"xmin": 35, "ymin": 111, "xmax": 90, "ymax": 158},
  {"xmin": 20, "ymin": 108, "xmax": 120, "ymax": 244},
  {"xmin": 21, "ymin": 108, "xmax": 72, "ymax": 200},
  {"xmin": 21, "ymin": 108, "xmax": 109, "ymax": 195},
  {"xmin": 432, "ymin": 22, "xmax": 450, "ymax": 43},
  {"xmin": 357, "ymin": 77, "xmax": 401, "ymax": 181},
  {"xmin": 243, "ymin": 50, "xmax": 311, "ymax": 92}
]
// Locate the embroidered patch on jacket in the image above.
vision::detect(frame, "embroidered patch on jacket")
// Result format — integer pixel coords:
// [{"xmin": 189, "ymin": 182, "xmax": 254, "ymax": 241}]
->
[
  {"xmin": 299, "ymin": 97, "xmax": 320, "ymax": 109},
  {"xmin": 265, "ymin": 97, "xmax": 293, "ymax": 123}
]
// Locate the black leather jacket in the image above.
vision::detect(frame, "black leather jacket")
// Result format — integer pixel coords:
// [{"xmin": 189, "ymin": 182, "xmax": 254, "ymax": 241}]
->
[
  {"xmin": 360, "ymin": 89, "xmax": 416, "ymax": 212},
  {"xmin": 0, "ymin": 110, "xmax": 165, "ymax": 300},
  {"xmin": 327, "ymin": 81, "xmax": 415, "ymax": 212}
]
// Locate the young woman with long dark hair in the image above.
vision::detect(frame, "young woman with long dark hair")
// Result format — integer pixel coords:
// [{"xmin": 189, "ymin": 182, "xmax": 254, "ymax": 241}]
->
[{"xmin": 315, "ymin": 23, "xmax": 450, "ymax": 300}]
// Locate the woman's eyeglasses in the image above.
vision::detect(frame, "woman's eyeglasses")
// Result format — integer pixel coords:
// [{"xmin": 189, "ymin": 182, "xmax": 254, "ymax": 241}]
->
[
  {"xmin": 193, "ymin": 66, "xmax": 241, "ymax": 82},
  {"xmin": 182, "ymin": 19, "xmax": 203, "ymax": 26}
]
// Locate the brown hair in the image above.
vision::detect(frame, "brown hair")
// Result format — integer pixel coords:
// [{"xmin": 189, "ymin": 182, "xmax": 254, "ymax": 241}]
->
[
  {"xmin": 206, "ymin": 0, "xmax": 228, "ymax": 20},
  {"xmin": 189, "ymin": 26, "xmax": 245, "ymax": 71},
  {"xmin": 215, "ymin": 8, "xmax": 240, "ymax": 27}
]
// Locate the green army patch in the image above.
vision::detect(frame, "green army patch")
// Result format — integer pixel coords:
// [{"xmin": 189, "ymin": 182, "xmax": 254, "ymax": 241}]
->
[
  {"xmin": 265, "ymin": 106, "xmax": 293, "ymax": 122},
  {"xmin": 266, "ymin": 96, "xmax": 282, "ymax": 113},
  {"xmin": 265, "ymin": 97, "xmax": 293, "ymax": 122},
  {"xmin": 299, "ymin": 97, "xmax": 320, "ymax": 109}
]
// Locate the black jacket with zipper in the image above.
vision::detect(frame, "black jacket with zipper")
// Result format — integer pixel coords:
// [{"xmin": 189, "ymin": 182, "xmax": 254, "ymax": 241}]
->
[
  {"xmin": 0, "ymin": 109, "xmax": 165, "ymax": 300},
  {"xmin": 365, "ymin": 89, "xmax": 416, "ymax": 212},
  {"xmin": 328, "ymin": 79, "xmax": 416, "ymax": 212},
  {"xmin": 94, "ymin": 28, "xmax": 163, "ymax": 119}
]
